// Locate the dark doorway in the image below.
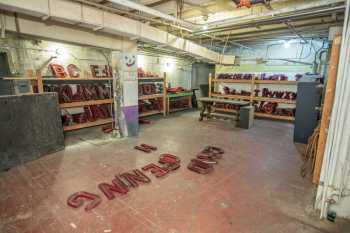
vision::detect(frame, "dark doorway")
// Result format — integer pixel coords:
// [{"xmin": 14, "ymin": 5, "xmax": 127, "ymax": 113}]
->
[{"xmin": 0, "ymin": 52, "xmax": 11, "ymax": 77}]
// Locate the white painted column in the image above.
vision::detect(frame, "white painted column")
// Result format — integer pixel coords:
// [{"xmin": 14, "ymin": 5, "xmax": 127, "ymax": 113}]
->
[{"xmin": 315, "ymin": 0, "xmax": 350, "ymax": 219}]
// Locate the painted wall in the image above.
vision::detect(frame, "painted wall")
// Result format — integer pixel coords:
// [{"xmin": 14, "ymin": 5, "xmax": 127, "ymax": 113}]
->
[
  {"xmin": 0, "ymin": 34, "xmax": 112, "ymax": 77},
  {"xmin": 217, "ymin": 39, "xmax": 327, "ymax": 79},
  {"xmin": 137, "ymin": 54, "xmax": 193, "ymax": 89}
]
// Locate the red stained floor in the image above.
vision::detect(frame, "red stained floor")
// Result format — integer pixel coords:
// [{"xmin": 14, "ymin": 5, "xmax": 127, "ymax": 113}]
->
[{"xmin": 1, "ymin": 111, "xmax": 349, "ymax": 233}]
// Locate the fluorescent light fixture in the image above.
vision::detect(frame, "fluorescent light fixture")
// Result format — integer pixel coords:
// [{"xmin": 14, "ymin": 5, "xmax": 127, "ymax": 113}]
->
[
  {"xmin": 283, "ymin": 40, "xmax": 291, "ymax": 48},
  {"xmin": 137, "ymin": 55, "xmax": 145, "ymax": 68}
]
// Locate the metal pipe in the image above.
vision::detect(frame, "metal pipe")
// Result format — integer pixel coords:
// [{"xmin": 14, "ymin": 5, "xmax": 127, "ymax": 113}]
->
[
  {"xmin": 102, "ymin": 0, "xmax": 196, "ymax": 28},
  {"xmin": 194, "ymin": 4, "xmax": 345, "ymax": 35},
  {"xmin": 71, "ymin": 0, "xmax": 193, "ymax": 32}
]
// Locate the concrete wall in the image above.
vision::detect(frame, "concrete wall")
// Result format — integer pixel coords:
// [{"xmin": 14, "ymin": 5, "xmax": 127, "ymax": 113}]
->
[
  {"xmin": 192, "ymin": 63, "xmax": 215, "ymax": 89},
  {"xmin": 0, "ymin": 34, "xmax": 113, "ymax": 77},
  {"xmin": 217, "ymin": 39, "xmax": 326, "ymax": 79},
  {"xmin": 137, "ymin": 54, "xmax": 193, "ymax": 89}
]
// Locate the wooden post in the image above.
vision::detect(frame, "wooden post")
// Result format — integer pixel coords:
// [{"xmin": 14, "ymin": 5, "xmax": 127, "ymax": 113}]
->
[
  {"xmin": 209, "ymin": 73, "xmax": 212, "ymax": 98},
  {"xmin": 313, "ymin": 36, "xmax": 342, "ymax": 184},
  {"xmin": 250, "ymin": 75, "xmax": 256, "ymax": 106},
  {"xmin": 36, "ymin": 69, "xmax": 44, "ymax": 93},
  {"xmin": 163, "ymin": 72, "xmax": 167, "ymax": 116}
]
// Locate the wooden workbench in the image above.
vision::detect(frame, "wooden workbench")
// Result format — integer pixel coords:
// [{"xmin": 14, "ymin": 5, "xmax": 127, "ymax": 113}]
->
[{"xmin": 198, "ymin": 97, "xmax": 250, "ymax": 122}]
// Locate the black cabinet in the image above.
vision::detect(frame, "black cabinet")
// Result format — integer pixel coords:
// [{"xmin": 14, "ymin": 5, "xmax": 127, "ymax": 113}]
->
[{"xmin": 293, "ymin": 81, "xmax": 322, "ymax": 144}]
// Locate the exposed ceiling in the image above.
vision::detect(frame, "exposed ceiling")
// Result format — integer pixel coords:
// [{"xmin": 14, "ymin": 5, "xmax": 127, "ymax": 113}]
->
[{"xmin": 79, "ymin": 0, "xmax": 345, "ymax": 54}]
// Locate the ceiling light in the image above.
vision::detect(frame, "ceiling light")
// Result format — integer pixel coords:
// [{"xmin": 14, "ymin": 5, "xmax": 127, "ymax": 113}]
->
[
  {"xmin": 283, "ymin": 40, "xmax": 291, "ymax": 48},
  {"xmin": 202, "ymin": 25, "xmax": 208, "ymax": 30}
]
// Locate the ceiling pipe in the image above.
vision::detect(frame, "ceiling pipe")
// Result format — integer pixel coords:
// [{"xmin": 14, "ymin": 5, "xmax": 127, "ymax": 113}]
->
[
  {"xmin": 196, "ymin": 0, "xmax": 345, "ymax": 34},
  {"xmin": 103, "ymin": 0, "xmax": 196, "ymax": 29},
  {"xmin": 193, "ymin": 5, "xmax": 345, "ymax": 36},
  {"xmin": 72, "ymin": 0, "xmax": 193, "ymax": 32}
]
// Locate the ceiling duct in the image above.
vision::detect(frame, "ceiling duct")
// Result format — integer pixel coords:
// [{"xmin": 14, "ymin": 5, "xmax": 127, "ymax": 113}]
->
[{"xmin": 100, "ymin": 0, "xmax": 195, "ymax": 29}]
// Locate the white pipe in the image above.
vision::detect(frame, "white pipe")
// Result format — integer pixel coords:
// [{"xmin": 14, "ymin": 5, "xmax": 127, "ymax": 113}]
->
[
  {"xmin": 199, "ymin": 0, "xmax": 345, "ymax": 32},
  {"xmin": 106, "ymin": 0, "xmax": 195, "ymax": 28}
]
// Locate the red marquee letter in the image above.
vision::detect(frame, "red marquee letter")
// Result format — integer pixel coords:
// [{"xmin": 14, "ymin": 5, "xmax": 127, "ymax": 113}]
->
[
  {"xmin": 142, "ymin": 163, "xmax": 169, "ymax": 178},
  {"xmin": 67, "ymin": 191, "xmax": 102, "ymax": 211}
]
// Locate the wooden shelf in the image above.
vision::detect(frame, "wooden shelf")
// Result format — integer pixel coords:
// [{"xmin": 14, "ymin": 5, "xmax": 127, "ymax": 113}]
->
[
  {"xmin": 2, "ymin": 77, "xmax": 37, "ymax": 80},
  {"xmin": 139, "ymin": 110, "xmax": 163, "ymax": 117},
  {"xmin": 211, "ymin": 93, "xmax": 251, "ymax": 101},
  {"xmin": 213, "ymin": 79, "xmax": 297, "ymax": 85},
  {"xmin": 213, "ymin": 79, "xmax": 251, "ymax": 84},
  {"xmin": 254, "ymin": 96, "xmax": 296, "ymax": 104},
  {"xmin": 169, "ymin": 107, "xmax": 191, "ymax": 113},
  {"xmin": 138, "ymin": 77, "xmax": 164, "ymax": 81},
  {"xmin": 254, "ymin": 112, "xmax": 295, "ymax": 121},
  {"xmin": 138, "ymin": 72, "xmax": 167, "ymax": 117},
  {"xmin": 59, "ymin": 99, "xmax": 113, "ymax": 108},
  {"xmin": 211, "ymin": 93, "xmax": 295, "ymax": 104},
  {"xmin": 139, "ymin": 94, "xmax": 164, "ymax": 100},
  {"xmin": 212, "ymin": 107, "xmax": 238, "ymax": 114},
  {"xmin": 63, "ymin": 118, "xmax": 113, "ymax": 131},
  {"xmin": 43, "ymin": 77, "xmax": 112, "ymax": 81},
  {"xmin": 255, "ymin": 80, "xmax": 297, "ymax": 85}
]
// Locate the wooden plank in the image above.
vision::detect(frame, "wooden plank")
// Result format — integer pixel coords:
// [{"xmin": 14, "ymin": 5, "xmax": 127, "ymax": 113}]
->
[
  {"xmin": 255, "ymin": 80, "xmax": 297, "ymax": 85},
  {"xmin": 139, "ymin": 110, "xmax": 162, "ymax": 117},
  {"xmin": 169, "ymin": 107, "xmax": 191, "ymax": 113},
  {"xmin": 198, "ymin": 97, "xmax": 250, "ymax": 105},
  {"xmin": 213, "ymin": 79, "xmax": 297, "ymax": 85},
  {"xmin": 36, "ymin": 70, "xmax": 44, "ymax": 93},
  {"xmin": 139, "ymin": 94, "xmax": 164, "ymax": 100},
  {"xmin": 2, "ymin": 77, "xmax": 38, "ymax": 80},
  {"xmin": 254, "ymin": 112, "xmax": 295, "ymax": 121},
  {"xmin": 210, "ymin": 112, "xmax": 236, "ymax": 120},
  {"xmin": 210, "ymin": 93, "xmax": 252, "ymax": 101},
  {"xmin": 163, "ymin": 72, "xmax": 167, "ymax": 116},
  {"xmin": 209, "ymin": 73, "xmax": 212, "ymax": 98},
  {"xmin": 63, "ymin": 118, "xmax": 113, "ymax": 131},
  {"xmin": 43, "ymin": 78, "xmax": 113, "ymax": 81},
  {"xmin": 138, "ymin": 77, "xmax": 164, "ymax": 81},
  {"xmin": 59, "ymin": 99, "xmax": 113, "ymax": 108},
  {"xmin": 254, "ymin": 96, "xmax": 296, "ymax": 104},
  {"xmin": 313, "ymin": 36, "xmax": 342, "ymax": 184},
  {"xmin": 250, "ymin": 76, "xmax": 255, "ymax": 105},
  {"xmin": 213, "ymin": 79, "xmax": 251, "ymax": 84},
  {"xmin": 212, "ymin": 107, "xmax": 238, "ymax": 114}
]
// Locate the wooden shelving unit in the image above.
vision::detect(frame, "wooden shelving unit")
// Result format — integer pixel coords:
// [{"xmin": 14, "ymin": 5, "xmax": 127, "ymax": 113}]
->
[
  {"xmin": 213, "ymin": 79, "xmax": 297, "ymax": 85},
  {"xmin": 139, "ymin": 110, "xmax": 163, "ymax": 117},
  {"xmin": 138, "ymin": 73, "xmax": 167, "ymax": 117},
  {"xmin": 254, "ymin": 112, "xmax": 295, "ymax": 121},
  {"xmin": 210, "ymin": 75, "xmax": 297, "ymax": 121},
  {"xmin": 42, "ymin": 77, "xmax": 113, "ymax": 81},
  {"xmin": 139, "ymin": 94, "xmax": 164, "ymax": 100},
  {"xmin": 59, "ymin": 99, "xmax": 113, "ymax": 108},
  {"xmin": 40, "ymin": 74, "xmax": 114, "ymax": 131},
  {"xmin": 63, "ymin": 118, "xmax": 113, "ymax": 131}
]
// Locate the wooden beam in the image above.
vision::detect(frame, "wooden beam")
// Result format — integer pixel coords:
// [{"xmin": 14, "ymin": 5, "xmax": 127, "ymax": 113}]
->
[{"xmin": 313, "ymin": 35, "xmax": 342, "ymax": 184}]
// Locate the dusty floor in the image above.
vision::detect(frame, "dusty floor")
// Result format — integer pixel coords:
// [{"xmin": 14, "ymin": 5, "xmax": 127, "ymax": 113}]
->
[{"xmin": 0, "ymin": 111, "xmax": 349, "ymax": 233}]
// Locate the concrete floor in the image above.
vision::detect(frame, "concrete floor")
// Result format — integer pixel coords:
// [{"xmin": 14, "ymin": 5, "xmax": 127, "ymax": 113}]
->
[{"xmin": 0, "ymin": 111, "xmax": 349, "ymax": 233}]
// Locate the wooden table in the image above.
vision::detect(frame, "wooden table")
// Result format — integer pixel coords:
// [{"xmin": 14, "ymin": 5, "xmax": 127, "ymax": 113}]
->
[{"xmin": 198, "ymin": 97, "xmax": 250, "ymax": 122}]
